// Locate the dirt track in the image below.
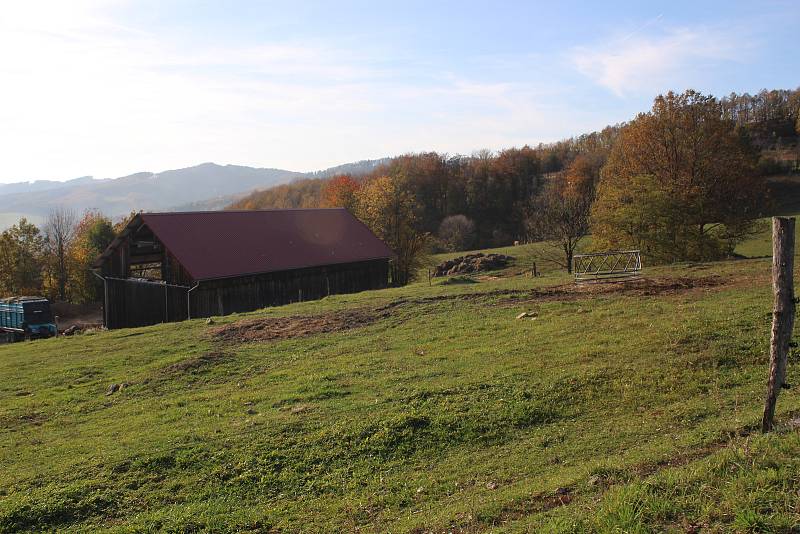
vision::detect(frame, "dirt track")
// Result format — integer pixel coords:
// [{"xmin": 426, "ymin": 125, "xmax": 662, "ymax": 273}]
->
[
  {"xmin": 209, "ymin": 307, "xmax": 394, "ymax": 343},
  {"xmin": 209, "ymin": 276, "xmax": 726, "ymax": 344}
]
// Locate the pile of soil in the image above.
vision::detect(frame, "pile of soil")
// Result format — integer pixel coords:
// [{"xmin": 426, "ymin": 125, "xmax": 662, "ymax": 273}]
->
[
  {"xmin": 210, "ymin": 307, "xmax": 392, "ymax": 343},
  {"xmin": 433, "ymin": 253, "xmax": 514, "ymax": 277}
]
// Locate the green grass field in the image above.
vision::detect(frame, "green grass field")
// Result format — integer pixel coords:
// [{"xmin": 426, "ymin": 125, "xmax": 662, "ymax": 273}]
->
[{"xmin": 2, "ymin": 225, "xmax": 800, "ymax": 532}]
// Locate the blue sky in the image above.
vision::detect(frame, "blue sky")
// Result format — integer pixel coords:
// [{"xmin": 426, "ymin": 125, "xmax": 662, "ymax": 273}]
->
[{"xmin": 0, "ymin": 0, "xmax": 797, "ymax": 183}]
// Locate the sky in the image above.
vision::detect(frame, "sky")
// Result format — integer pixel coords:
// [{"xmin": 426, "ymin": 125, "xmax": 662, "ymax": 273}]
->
[{"xmin": 0, "ymin": 0, "xmax": 797, "ymax": 183}]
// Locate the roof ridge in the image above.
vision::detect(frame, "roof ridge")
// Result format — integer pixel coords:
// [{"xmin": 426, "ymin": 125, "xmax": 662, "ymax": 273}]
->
[{"xmin": 142, "ymin": 208, "xmax": 346, "ymax": 216}]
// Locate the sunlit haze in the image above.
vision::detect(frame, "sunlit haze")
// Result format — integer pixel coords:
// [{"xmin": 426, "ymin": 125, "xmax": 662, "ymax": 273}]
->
[{"xmin": 0, "ymin": 0, "xmax": 797, "ymax": 182}]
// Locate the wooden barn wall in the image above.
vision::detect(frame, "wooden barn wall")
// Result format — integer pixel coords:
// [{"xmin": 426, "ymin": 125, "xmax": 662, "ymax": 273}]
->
[
  {"xmin": 104, "ymin": 278, "xmax": 188, "ymax": 329},
  {"xmin": 101, "ymin": 237, "xmax": 130, "ymax": 278},
  {"xmin": 189, "ymin": 259, "xmax": 389, "ymax": 318},
  {"xmin": 103, "ymin": 259, "xmax": 389, "ymax": 329}
]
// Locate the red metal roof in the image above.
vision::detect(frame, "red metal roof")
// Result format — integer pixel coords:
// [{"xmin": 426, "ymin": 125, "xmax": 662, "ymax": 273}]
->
[{"xmin": 101, "ymin": 209, "xmax": 393, "ymax": 281}]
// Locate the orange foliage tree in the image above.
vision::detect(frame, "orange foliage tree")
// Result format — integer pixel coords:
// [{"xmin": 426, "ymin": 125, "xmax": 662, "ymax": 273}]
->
[
  {"xmin": 527, "ymin": 156, "xmax": 597, "ymax": 273},
  {"xmin": 354, "ymin": 175, "xmax": 429, "ymax": 285},
  {"xmin": 320, "ymin": 174, "xmax": 361, "ymax": 212},
  {"xmin": 592, "ymin": 90, "xmax": 763, "ymax": 262},
  {"xmin": 68, "ymin": 210, "xmax": 115, "ymax": 303}
]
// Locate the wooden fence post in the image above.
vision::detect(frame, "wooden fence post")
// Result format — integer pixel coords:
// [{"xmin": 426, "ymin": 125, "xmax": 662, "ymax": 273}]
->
[{"xmin": 762, "ymin": 217, "xmax": 796, "ymax": 432}]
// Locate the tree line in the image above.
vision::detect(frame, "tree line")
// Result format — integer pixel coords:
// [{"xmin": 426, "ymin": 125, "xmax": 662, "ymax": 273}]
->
[
  {"xmin": 0, "ymin": 210, "xmax": 116, "ymax": 303},
  {"xmin": 2, "ymin": 87, "xmax": 797, "ymax": 299},
  {"xmin": 232, "ymin": 88, "xmax": 799, "ymax": 280}
]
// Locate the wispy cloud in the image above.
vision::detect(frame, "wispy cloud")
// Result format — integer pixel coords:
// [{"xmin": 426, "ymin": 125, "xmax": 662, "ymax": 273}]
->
[
  {"xmin": 570, "ymin": 25, "xmax": 750, "ymax": 96},
  {"xmin": 0, "ymin": 1, "xmax": 575, "ymax": 180},
  {"xmin": 4, "ymin": 2, "xmax": 773, "ymax": 182}
]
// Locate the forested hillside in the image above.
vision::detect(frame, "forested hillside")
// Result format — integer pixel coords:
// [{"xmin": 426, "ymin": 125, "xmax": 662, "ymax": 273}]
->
[
  {"xmin": 231, "ymin": 88, "xmax": 800, "ymax": 252},
  {"xmin": 3, "ymin": 89, "xmax": 798, "ymax": 304}
]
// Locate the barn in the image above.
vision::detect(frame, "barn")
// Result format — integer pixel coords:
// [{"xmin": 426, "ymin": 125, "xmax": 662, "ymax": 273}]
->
[{"xmin": 92, "ymin": 209, "xmax": 394, "ymax": 329}]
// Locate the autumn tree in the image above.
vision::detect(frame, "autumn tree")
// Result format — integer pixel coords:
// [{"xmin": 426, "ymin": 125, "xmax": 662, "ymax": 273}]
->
[
  {"xmin": 355, "ymin": 175, "xmax": 429, "ymax": 285},
  {"xmin": 44, "ymin": 207, "xmax": 77, "ymax": 301},
  {"xmin": 0, "ymin": 218, "xmax": 46, "ymax": 297},
  {"xmin": 437, "ymin": 215, "xmax": 476, "ymax": 252},
  {"xmin": 69, "ymin": 211, "xmax": 116, "ymax": 303},
  {"xmin": 592, "ymin": 90, "xmax": 763, "ymax": 262},
  {"xmin": 320, "ymin": 174, "xmax": 361, "ymax": 212},
  {"xmin": 228, "ymin": 178, "xmax": 326, "ymax": 210},
  {"xmin": 527, "ymin": 158, "xmax": 596, "ymax": 273}
]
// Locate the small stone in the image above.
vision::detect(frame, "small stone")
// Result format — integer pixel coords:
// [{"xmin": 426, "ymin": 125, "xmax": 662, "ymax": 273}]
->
[
  {"xmin": 105, "ymin": 383, "xmax": 120, "ymax": 396},
  {"xmin": 206, "ymin": 317, "xmax": 215, "ymax": 325},
  {"xmin": 486, "ymin": 481, "xmax": 498, "ymax": 490}
]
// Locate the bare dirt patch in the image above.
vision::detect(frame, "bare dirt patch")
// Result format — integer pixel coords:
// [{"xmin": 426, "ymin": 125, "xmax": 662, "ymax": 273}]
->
[
  {"xmin": 388, "ymin": 275, "xmax": 727, "ymax": 310},
  {"xmin": 517, "ymin": 275, "xmax": 726, "ymax": 301},
  {"xmin": 210, "ymin": 308, "xmax": 393, "ymax": 344},
  {"xmin": 208, "ymin": 276, "xmax": 727, "ymax": 345},
  {"xmin": 0, "ymin": 411, "xmax": 48, "ymax": 432},
  {"xmin": 161, "ymin": 351, "xmax": 229, "ymax": 374}
]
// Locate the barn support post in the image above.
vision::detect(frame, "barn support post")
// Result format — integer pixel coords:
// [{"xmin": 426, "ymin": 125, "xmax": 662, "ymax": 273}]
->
[
  {"xmin": 91, "ymin": 270, "xmax": 108, "ymax": 328},
  {"xmin": 187, "ymin": 282, "xmax": 200, "ymax": 320},
  {"xmin": 762, "ymin": 217, "xmax": 796, "ymax": 432}
]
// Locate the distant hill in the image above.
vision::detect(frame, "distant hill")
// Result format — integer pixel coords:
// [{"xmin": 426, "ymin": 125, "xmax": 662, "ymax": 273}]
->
[
  {"xmin": 303, "ymin": 158, "xmax": 392, "ymax": 179},
  {"xmin": 0, "ymin": 176, "xmax": 97, "ymax": 197},
  {"xmin": 168, "ymin": 192, "xmax": 252, "ymax": 213},
  {"xmin": 0, "ymin": 160, "xmax": 400, "ymax": 229},
  {"xmin": 228, "ymin": 158, "xmax": 392, "ymax": 211},
  {"xmin": 0, "ymin": 163, "xmax": 303, "ymax": 227}
]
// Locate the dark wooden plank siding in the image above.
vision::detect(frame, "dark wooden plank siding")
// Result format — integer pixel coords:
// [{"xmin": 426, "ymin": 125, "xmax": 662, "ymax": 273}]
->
[
  {"xmin": 103, "ymin": 259, "xmax": 389, "ymax": 329},
  {"xmin": 104, "ymin": 278, "xmax": 189, "ymax": 329},
  {"xmin": 189, "ymin": 259, "xmax": 389, "ymax": 317}
]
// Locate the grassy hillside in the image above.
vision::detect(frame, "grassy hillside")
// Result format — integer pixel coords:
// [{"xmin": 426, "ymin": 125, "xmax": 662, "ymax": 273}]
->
[{"xmin": 2, "ymin": 231, "xmax": 800, "ymax": 532}]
